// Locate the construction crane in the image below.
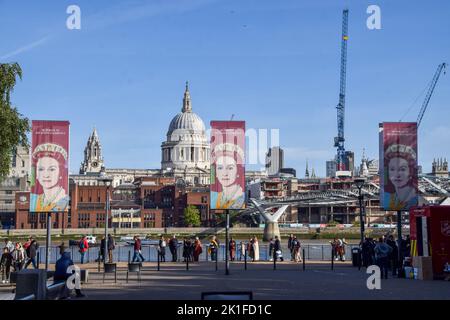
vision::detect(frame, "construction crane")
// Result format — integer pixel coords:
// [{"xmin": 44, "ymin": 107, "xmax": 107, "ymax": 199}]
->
[
  {"xmin": 417, "ymin": 63, "xmax": 447, "ymax": 127},
  {"xmin": 334, "ymin": 9, "xmax": 349, "ymax": 172}
]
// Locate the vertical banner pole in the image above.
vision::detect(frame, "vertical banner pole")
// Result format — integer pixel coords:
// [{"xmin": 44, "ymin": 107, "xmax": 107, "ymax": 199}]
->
[
  {"xmin": 45, "ymin": 212, "xmax": 51, "ymax": 271},
  {"xmin": 225, "ymin": 209, "xmax": 230, "ymax": 275},
  {"xmin": 397, "ymin": 210, "xmax": 402, "ymax": 278}
]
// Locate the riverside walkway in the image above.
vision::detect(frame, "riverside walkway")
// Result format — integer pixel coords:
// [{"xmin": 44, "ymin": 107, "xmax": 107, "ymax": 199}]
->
[{"xmin": 3, "ymin": 260, "xmax": 448, "ymax": 300}]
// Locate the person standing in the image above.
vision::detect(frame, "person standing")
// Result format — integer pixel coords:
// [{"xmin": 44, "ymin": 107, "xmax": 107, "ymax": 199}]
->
[
  {"xmin": 78, "ymin": 236, "xmax": 89, "ymax": 264},
  {"xmin": 293, "ymin": 236, "xmax": 302, "ymax": 262},
  {"xmin": 247, "ymin": 237, "xmax": 254, "ymax": 261},
  {"xmin": 375, "ymin": 237, "xmax": 393, "ymax": 279},
  {"xmin": 107, "ymin": 234, "xmax": 115, "ymax": 263},
  {"xmin": 99, "ymin": 236, "xmax": 106, "ymax": 262},
  {"xmin": 193, "ymin": 237, "xmax": 202, "ymax": 262},
  {"xmin": 169, "ymin": 235, "xmax": 178, "ymax": 262},
  {"xmin": 253, "ymin": 236, "xmax": 260, "ymax": 261},
  {"xmin": 386, "ymin": 235, "xmax": 399, "ymax": 276},
  {"xmin": 229, "ymin": 237, "xmax": 236, "ymax": 261},
  {"xmin": 239, "ymin": 241, "xmax": 246, "ymax": 261},
  {"xmin": 24, "ymin": 237, "xmax": 38, "ymax": 269},
  {"xmin": 183, "ymin": 238, "xmax": 190, "ymax": 262},
  {"xmin": 11, "ymin": 242, "xmax": 25, "ymax": 271},
  {"xmin": 132, "ymin": 236, "xmax": 145, "ymax": 262},
  {"xmin": 268, "ymin": 238, "xmax": 274, "ymax": 262},
  {"xmin": 274, "ymin": 236, "xmax": 283, "ymax": 262},
  {"xmin": 158, "ymin": 236, "xmax": 167, "ymax": 262},
  {"xmin": 0, "ymin": 247, "xmax": 12, "ymax": 283},
  {"xmin": 288, "ymin": 234, "xmax": 294, "ymax": 260}
]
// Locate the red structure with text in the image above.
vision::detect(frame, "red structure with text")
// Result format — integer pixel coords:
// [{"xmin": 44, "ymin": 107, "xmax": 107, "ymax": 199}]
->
[{"xmin": 410, "ymin": 206, "xmax": 450, "ymax": 277}]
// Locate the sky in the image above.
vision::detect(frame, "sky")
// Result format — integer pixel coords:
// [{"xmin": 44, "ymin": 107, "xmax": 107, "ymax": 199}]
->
[{"xmin": 1, "ymin": 0, "xmax": 449, "ymax": 177}]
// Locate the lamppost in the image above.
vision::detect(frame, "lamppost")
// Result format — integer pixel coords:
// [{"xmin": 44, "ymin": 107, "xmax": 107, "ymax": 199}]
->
[
  {"xmin": 353, "ymin": 177, "xmax": 366, "ymax": 246},
  {"xmin": 99, "ymin": 174, "xmax": 112, "ymax": 264}
]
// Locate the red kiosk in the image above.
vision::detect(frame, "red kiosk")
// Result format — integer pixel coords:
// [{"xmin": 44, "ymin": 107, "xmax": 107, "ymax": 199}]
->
[{"xmin": 409, "ymin": 206, "xmax": 450, "ymax": 279}]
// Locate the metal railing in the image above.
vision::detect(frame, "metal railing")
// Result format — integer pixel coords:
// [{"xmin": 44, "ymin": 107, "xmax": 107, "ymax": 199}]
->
[{"xmin": 38, "ymin": 243, "xmax": 358, "ymax": 264}]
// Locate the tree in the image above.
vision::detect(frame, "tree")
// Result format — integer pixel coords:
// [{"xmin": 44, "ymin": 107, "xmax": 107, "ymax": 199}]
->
[
  {"xmin": 0, "ymin": 63, "xmax": 30, "ymax": 181},
  {"xmin": 183, "ymin": 205, "xmax": 201, "ymax": 227}
]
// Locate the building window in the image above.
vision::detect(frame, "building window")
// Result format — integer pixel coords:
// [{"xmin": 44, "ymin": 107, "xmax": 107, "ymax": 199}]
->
[
  {"xmin": 22, "ymin": 160, "xmax": 25, "ymax": 167},
  {"xmin": 201, "ymin": 196, "xmax": 208, "ymax": 204}
]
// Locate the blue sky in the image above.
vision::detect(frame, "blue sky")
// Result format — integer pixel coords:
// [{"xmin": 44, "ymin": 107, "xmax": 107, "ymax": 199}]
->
[{"xmin": 1, "ymin": 0, "xmax": 449, "ymax": 176}]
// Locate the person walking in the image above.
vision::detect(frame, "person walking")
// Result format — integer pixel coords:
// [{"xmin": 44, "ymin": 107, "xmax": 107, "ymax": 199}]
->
[
  {"xmin": 158, "ymin": 236, "xmax": 167, "ymax": 262},
  {"xmin": 11, "ymin": 242, "xmax": 25, "ymax": 271},
  {"xmin": 24, "ymin": 237, "xmax": 38, "ymax": 269},
  {"xmin": 229, "ymin": 237, "xmax": 236, "ymax": 261},
  {"xmin": 0, "ymin": 247, "xmax": 12, "ymax": 283},
  {"xmin": 268, "ymin": 238, "xmax": 274, "ymax": 261},
  {"xmin": 132, "ymin": 236, "xmax": 145, "ymax": 262},
  {"xmin": 193, "ymin": 237, "xmax": 202, "ymax": 262},
  {"xmin": 107, "ymin": 234, "xmax": 115, "ymax": 263},
  {"xmin": 375, "ymin": 237, "xmax": 393, "ymax": 279},
  {"xmin": 209, "ymin": 236, "xmax": 219, "ymax": 261},
  {"xmin": 54, "ymin": 243, "xmax": 85, "ymax": 299},
  {"xmin": 78, "ymin": 236, "xmax": 89, "ymax": 265},
  {"xmin": 169, "ymin": 235, "xmax": 178, "ymax": 262},
  {"xmin": 274, "ymin": 236, "xmax": 283, "ymax": 262}
]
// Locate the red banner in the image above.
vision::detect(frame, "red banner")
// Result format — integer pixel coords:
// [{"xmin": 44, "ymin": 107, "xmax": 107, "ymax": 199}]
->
[
  {"xmin": 210, "ymin": 121, "xmax": 245, "ymax": 210},
  {"xmin": 380, "ymin": 122, "xmax": 418, "ymax": 211},
  {"xmin": 30, "ymin": 121, "xmax": 70, "ymax": 212}
]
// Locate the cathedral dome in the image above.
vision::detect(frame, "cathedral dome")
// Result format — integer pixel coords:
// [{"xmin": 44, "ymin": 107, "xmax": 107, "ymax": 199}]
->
[{"xmin": 167, "ymin": 112, "xmax": 206, "ymax": 136}]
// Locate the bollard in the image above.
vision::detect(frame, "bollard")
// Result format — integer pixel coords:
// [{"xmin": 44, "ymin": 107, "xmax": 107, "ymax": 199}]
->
[
  {"xmin": 87, "ymin": 248, "xmax": 90, "ymax": 263},
  {"xmin": 71, "ymin": 247, "xmax": 74, "ymax": 262},
  {"xmin": 157, "ymin": 250, "xmax": 160, "ymax": 271},
  {"xmin": 358, "ymin": 248, "xmax": 362, "ymax": 271},
  {"xmin": 215, "ymin": 251, "xmax": 218, "ymax": 271},
  {"xmin": 244, "ymin": 249, "xmax": 247, "ymax": 270},
  {"xmin": 273, "ymin": 250, "xmax": 276, "ymax": 270},
  {"xmin": 97, "ymin": 252, "xmax": 101, "ymax": 272},
  {"xmin": 331, "ymin": 248, "xmax": 334, "ymax": 271},
  {"xmin": 307, "ymin": 245, "xmax": 310, "ymax": 260},
  {"xmin": 186, "ymin": 256, "xmax": 189, "ymax": 271},
  {"xmin": 205, "ymin": 245, "xmax": 208, "ymax": 261},
  {"xmin": 37, "ymin": 252, "xmax": 40, "ymax": 269},
  {"xmin": 303, "ymin": 249, "xmax": 306, "ymax": 271},
  {"xmin": 128, "ymin": 250, "xmax": 131, "ymax": 263}
]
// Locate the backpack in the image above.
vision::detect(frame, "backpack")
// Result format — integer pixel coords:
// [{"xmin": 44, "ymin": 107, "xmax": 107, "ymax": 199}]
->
[{"xmin": 79, "ymin": 240, "xmax": 85, "ymax": 250}]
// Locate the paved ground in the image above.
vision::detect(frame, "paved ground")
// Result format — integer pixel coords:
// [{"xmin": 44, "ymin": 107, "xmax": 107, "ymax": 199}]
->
[
  {"xmin": 69, "ymin": 261, "xmax": 450, "ymax": 300},
  {"xmin": 2, "ymin": 260, "xmax": 449, "ymax": 300}
]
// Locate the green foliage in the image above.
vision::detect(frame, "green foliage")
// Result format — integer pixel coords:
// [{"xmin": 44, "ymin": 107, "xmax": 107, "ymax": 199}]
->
[
  {"xmin": 183, "ymin": 205, "xmax": 201, "ymax": 227},
  {"xmin": 0, "ymin": 63, "xmax": 30, "ymax": 180},
  {"xmin": 326, "ymin": 220, "xmax": 340, "ymax": 227}
]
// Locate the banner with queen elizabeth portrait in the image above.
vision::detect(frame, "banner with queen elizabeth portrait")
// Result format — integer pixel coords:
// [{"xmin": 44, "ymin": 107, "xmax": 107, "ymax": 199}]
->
[
  {"xmin": 210, "ymin": 121, "xmax": 246, "ymax": 210},
  {"xmin": 379, "ymin": 122, "xmax": 418, "ymax": 211},
  {"xmin": 30, "ymin": 120, "xmax": 70, "ymax": 213}
]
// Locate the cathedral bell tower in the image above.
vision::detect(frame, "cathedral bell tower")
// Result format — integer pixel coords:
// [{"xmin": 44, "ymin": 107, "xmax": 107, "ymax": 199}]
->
[{"xmin": 80, "ymin": 128, "xmax": 104, "ymax": 174}]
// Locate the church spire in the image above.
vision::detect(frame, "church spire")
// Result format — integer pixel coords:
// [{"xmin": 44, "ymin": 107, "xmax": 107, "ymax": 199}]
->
[
  {"xmin": 305, "ymin": 159, "xmax": 310, "ymax": 178},
  {"xmin": 182, "ymin": 81, "xmax": 192, "ymax": 113}
]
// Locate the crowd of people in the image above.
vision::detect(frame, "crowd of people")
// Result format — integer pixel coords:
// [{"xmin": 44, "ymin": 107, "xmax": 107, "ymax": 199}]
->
[
  {"xmin": 1, "ymin": 237, "xmax": 39, "ymax": 283},
  {"xmin": 360, "ymin": 234, "xmax": 410, "ymax": 279}
]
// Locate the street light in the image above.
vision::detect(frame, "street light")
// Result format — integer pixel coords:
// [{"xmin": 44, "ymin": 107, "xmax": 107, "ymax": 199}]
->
[
  {"xmin": 353, "ymin": 177, "xmax": 366, "ymax": 246},
  {"xmin": 99, "ymin": 173, "xmax": 113, "ymax": 264}
]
